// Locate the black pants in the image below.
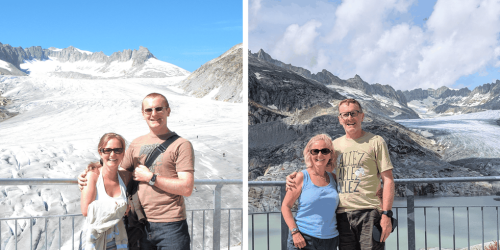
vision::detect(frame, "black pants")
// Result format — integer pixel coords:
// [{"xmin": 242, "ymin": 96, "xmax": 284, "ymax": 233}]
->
[
  {"xmin": 337, "ymin": 209, "xmax": 385, "ymax": 250},
  {"xmin": 287, "ymin": 231, "xmax": 339, "ymax": 250}
]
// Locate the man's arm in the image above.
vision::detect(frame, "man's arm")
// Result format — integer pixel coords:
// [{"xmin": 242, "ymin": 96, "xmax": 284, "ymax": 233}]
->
[
  {"xmin": 133, "ymin": 165, "xmax": 194, "ymax": 197},
  {"xmin": 379, "ymin": 169, "xmax": 395, "ymax": 242}
]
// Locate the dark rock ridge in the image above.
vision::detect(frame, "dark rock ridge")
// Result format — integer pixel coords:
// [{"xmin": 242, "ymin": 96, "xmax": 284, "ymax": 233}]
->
[
  {"xmin": 253, "ymin": 49, "xmax": 410, "ymax": 107},
  {"xmin": 250, "ymin": 49, "xmax": 420, "ymax": 120},
  {"xmin": 177, "ymin": 44, "xmax": 242, "ymax": 103},
  {"xmin": 249, "ymin": 50, "xmax": 345, "ymax": 124},
  {"xmin": 0, "ymin": 42, "xmax": 156, "ymax": 73}
]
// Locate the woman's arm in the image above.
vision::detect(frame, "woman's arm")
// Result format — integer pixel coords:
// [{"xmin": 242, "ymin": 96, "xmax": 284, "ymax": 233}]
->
[
  {"xmin": 80, "ymin": 169, "xmax": 99, "ymax": 216},
  {"xmin": 281, "ymin": 172, "xmax": 306, "ymax": 248}
]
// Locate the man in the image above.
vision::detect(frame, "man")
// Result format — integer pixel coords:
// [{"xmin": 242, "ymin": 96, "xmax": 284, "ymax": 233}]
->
[
  {"xmin": 287, "ymin": 98, "xmax": 395, "ymax": 250},
  {"xmin": 79, "ymin": 93, "xmax": 194, "ymax": 250}
]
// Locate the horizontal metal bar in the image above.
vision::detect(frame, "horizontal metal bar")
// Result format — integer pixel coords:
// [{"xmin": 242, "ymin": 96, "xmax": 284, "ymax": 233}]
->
[
  {"xmin": 2, "ymin": 207, "xmax": 242, "ymax": 220},
  {"xmin": 0, "ymin": 178, "xmax": 242, "ymax": 186},
  {"xmin": 249, "ymin": 176, "xmax": 500, "ymax": 186},
  {"xmin": 0, "ymin": 214, "xmax": 83, "ymax": 220}
]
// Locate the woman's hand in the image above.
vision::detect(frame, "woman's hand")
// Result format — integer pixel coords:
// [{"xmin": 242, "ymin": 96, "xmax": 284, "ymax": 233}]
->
[
  {"xmin": 292, "ymin": 232, "xmax": 306, "ymax": 249},
  {"xmin": 285, "ymin": 172, "xmax": 297, "ymax": 191}
]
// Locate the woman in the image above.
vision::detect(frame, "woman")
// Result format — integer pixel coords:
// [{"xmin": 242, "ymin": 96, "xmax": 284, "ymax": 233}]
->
[
  {"xmin": 81, "ymin": 133, "xmax": 129, "ymax": 250},
  {"xmin": 281, "ymin": 134, "xmax": 340, "ymax": 250}
]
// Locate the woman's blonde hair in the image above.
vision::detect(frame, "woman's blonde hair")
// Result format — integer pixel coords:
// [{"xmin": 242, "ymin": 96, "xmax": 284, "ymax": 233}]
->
[{"xmin": 303, "ymin": 134, "xmax": 337, "ymax": 170}]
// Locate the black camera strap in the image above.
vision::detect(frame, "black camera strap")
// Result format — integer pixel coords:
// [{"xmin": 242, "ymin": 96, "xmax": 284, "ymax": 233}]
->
[{"xmin": 144, "ymin": 133, "xmax": 180, "ymax": 169}]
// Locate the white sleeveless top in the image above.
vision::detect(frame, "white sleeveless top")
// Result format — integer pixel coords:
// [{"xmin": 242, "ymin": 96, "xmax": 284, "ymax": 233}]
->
[{"xmin": 95, "ymin": 170, "xmax": 127, "ymax": 204}]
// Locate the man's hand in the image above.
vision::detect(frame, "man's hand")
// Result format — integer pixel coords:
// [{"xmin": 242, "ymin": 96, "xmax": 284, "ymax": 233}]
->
[
  {"xmin": 292, "ymin": 232, "xmax": 306, "ymax": 249},
  {"xmin": 379, "ymin": 214, "xmax": 392, "ymax": 242},
  {"xmin": 285, "ymin": 172, "xmax": 298, "ymax": 191},
  {"xmin": 132, "ymin": 165, "xmax": 154, "ymax": 182},
  {"xmin": 78, "ymin": 170, "xmax": 88, "ymax": 191}
]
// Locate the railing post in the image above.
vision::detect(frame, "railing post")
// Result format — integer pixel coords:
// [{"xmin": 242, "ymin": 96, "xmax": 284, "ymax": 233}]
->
[
  {"xmin": 407, "ymin": 183, "xmax": 415, "ymax": 250},
  {"xmin": 280, "ymin": 185, "xmax": 287, "ymax": 250},
  {"xmin": 213, "ymin": 184, "xmax": 223, "ymax": 250}
]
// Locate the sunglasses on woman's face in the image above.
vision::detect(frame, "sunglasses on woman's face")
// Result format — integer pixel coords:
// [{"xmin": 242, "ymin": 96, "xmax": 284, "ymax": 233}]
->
[
  {"xmin": 310, "ymin": 148, "xmax": 332, "ymax": 155},
  {"xmin": 100, "ymin": 148, "xmax": 124, "ymax": 154}
]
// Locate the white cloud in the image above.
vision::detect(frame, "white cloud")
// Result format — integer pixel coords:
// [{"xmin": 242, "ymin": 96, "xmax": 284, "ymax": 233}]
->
[
  {"xmin": 250, "ymin": 0, "xmax": 500, "ymax": 91},
  {"xmin": 271, "ymin": 20, "xmax": 322, "ymax": 63}
]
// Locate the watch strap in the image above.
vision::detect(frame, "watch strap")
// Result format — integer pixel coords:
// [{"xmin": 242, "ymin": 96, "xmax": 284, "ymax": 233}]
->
[{"xmin": 149, "ymin": 173, "xmax": 157, "ymax": 186}]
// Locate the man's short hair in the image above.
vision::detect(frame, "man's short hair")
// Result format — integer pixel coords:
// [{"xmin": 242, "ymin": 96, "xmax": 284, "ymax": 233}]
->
[
  {"xmin": 338, "ymin": 98, "xmax": 363, "ymax": 113},
  {"xmin": 142, "ymin": 93, "xmax": 169, "ymax": 110}
]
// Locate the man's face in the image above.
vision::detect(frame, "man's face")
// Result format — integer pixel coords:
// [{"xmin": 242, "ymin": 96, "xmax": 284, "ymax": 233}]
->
[
  {"xmin": 338, "ymin": 103, "xmax": 364, "ymax": 135},
  {"xmin": 142, "ymin": 97, "xmax": 170, "ymax": 130}
]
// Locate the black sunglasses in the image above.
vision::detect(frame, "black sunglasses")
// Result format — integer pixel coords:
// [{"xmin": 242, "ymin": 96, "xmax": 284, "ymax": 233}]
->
[
  {"xmin": 143, "ymin": 106, "xmax": 168, "ymax": 114},
  {"xmin": 310, "ymin": 148, "xmax": 332, "ymax": 155},
  {"xmin": 339, "ymin": 110, "xmax": 361, "ymax": 119},
  {"xmin": 100, "ymin": 148, "xmax": 124, "ymax": 154}
]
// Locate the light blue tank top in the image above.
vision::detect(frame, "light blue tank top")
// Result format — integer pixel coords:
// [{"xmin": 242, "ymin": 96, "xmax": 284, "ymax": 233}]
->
[{"xmin": 295, "ymin": 169, "xmax": 339, "ymax": 239}]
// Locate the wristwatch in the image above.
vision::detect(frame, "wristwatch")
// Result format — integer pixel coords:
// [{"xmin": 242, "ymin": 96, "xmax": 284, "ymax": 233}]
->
[
  {"xmin": 291, "ymin": 227, "xmax": 300, "ymax": 235},
  {"xmin": 149, "ymin": 174, "xmax": 157, "ymax": 186},
  {"xmin": 382, "ymin": 210, "xmax": 393, "ymax": 218}
]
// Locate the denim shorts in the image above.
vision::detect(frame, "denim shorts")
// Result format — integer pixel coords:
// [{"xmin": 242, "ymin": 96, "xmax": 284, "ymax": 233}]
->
[
  {"xmin": 287, "ymin": 231, "xmax": 339, "ymax": 250},
  {"xmin": 140, "ymin": 219, "xmax": 190, "ymax": 250}
]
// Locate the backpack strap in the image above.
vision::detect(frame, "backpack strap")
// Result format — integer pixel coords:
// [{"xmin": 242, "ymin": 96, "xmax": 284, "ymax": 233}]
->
[{"xmin": 144, "ymin": 133, "xmax": 180, "ymax": 168}]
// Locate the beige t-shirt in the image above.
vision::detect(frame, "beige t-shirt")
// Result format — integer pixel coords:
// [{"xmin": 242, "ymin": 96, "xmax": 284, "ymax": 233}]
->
[
  {"xmin": 120, "ymin": 132, "xmax": 195, "ymax": 223},
  {"xmin": 333, "ymin": 132, "xmax": 393, "ymax": 213}
]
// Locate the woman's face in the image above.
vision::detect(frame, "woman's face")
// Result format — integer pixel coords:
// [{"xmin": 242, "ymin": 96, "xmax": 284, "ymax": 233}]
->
[
  {"xmin": 99, "ymin": 138, "xmax": 124, "ymax": 169},
  {"xmin": 310, "ymin": 140, "xmax": 331, "ymax": 169}
]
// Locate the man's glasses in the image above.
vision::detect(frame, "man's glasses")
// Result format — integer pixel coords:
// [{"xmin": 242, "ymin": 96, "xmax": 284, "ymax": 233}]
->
[
  {"xmin": 339, "ymin": 110, "xmax": 361, "ymax": 119},
  {"xmin": 310, "ymin": 148, "xmax": 332, "ymax": 155},
  {"xmin": 100, "ymin": 148, "xmax": 124, "ymax": 154},
  {"xmin": 143, "ymin": 107, "xmax": 168, "ymax": 114}
]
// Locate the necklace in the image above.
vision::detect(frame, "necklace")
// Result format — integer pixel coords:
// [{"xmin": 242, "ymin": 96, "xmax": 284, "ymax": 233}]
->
[{"xmin": 311, "ymin": 170, "xmax": 328, "ymax": 183}]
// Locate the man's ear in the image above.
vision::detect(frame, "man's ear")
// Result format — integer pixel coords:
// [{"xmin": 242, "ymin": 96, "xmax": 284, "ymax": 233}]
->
[{"xmin": 166, "ymin": 107, "xmax": 171, "ymax": 117}]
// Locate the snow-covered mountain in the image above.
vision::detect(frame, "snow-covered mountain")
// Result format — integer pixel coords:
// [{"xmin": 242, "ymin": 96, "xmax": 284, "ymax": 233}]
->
[
  {"xmin": 177, "ymin": 44, "xmax": 243, "ymax": 103},
  {"xmin": 0, "ymin": 42, "xmax": 190, "ymax": 78},
  {"xmin": 403, "ymin": 82, "xmax": 500, "ymax": 117}
]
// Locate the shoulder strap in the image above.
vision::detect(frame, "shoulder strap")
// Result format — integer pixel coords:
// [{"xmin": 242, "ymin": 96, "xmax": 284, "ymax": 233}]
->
[{"xmin": 144, "ymin": 133, "xmax": 180, "ymax": 168}]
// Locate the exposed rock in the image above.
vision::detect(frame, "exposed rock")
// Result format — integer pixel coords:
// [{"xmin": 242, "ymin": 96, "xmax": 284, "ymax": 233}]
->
[
  {"xmin": 177, "ymin": 44, "xmax": 242, "ymax": 103},
  {"xmin": 250, "ymin": 49, "xmax": 420, "ymax": 119}
]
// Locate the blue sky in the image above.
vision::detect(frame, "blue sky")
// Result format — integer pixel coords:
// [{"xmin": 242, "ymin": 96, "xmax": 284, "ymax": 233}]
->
[
  {"xmin": 0, "ymin": 0, "xmax": 242, "ymax": 72},
  {"xmin": 249, "ymin": 0, "xmax": 500, "ymax": 91}
]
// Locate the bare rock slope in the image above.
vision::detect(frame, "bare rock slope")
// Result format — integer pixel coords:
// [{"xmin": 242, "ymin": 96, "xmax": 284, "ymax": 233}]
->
[{"xmin": 178, "ymin": 44, "xmax": 243, "ymax": 103}]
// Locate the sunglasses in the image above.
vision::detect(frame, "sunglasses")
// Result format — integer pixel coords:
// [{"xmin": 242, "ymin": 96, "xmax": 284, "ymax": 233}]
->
[
  {"xmin": 100, "ymin": 148, "xmax": 124, "ymax": 154},
  {"xmin": 310, "ymin": 148, "xmax": 332, "ymax": 155},
  {"xmin": 339, "ymin": 110, "xmax": 361, "ymax": 119},
  {"xmin": 143, "ymin": 106, "xmax": 168, "ymax": 114}
]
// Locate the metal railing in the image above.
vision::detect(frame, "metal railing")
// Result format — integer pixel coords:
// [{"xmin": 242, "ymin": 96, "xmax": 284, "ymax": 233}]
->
[
  {"xmin": 0, "ymin": 178, "xmax": 242, "ymax": 250},
  {"xmin": 249, "ymin": 176, "xmax": 500, "ymax": 250}
]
